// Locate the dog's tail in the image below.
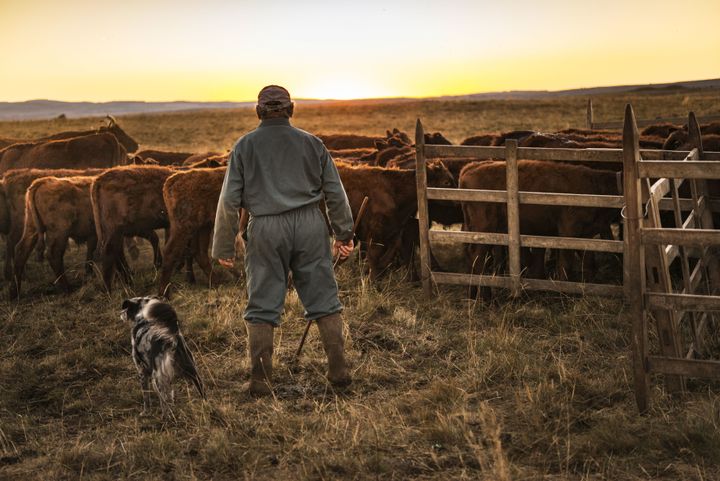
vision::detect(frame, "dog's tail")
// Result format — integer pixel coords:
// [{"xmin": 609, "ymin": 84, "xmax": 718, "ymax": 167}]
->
[{"xmin": 176, "ymin": 334, "xmax": 206, "ymax": 399}]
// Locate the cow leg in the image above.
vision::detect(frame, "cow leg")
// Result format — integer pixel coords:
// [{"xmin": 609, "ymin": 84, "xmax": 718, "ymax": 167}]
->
[
  {"xmin": 100, "ymin": 234, "xmax": 123, "ymax": 292},
  {"xmin": 4, "ymin": 230, "xmax": 20, "ymax": 281},
  {"xmin": 195, "ymin": 227, "xmax": 214, "ymax": 285},
  {"xmin": 46, "ymin": 235, "xmax": 71, "ymax": 293},
  {"xmin": 3, "ymin": 236, "xmax": 11, "ymax": 282},
  {"xmin": 158, "ymin": 227, "xmax": 191, "ymax": 297},
  {"xmin": 524, "ymin": 247, "xmax": 546, "ymax": 279},
  {"xmin": 9, "ymin": 228, "xmax": 40, "ymax": 300},
  {"xmin": 143, "ymin": 231, "xmax": 162, "ymax": 268},
  {"xmin": 366, "ymin": 242, "xmax": 395, "ymax": 281},
  {"xmin": 115, "ymin": 242, "xmax": 133, "ymax": 286},
  {"xmin": 398, "ymin": 223, "xmax": 420, "ymax": 281},
  {"xmin": 184, "ymin": 254, "xmax": 196, "ymax": 285},
  {"xmin": 35, "ymin": 234, "xmax": 45, "ymax": 262},
  {"xmin": 85, "ymin": 236, "xmax": 97, "ymax": 276}
]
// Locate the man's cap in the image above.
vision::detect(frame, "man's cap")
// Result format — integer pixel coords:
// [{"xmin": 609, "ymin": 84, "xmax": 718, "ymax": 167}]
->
[{"xmin": 257, "ymin": 85, "xmax": 292, "ymax": 111}]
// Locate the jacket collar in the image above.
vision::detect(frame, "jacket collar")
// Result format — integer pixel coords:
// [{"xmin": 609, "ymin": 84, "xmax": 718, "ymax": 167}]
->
[{"xmin": 259, "ymin": 118, "xmax": 291, "ymax": 128}]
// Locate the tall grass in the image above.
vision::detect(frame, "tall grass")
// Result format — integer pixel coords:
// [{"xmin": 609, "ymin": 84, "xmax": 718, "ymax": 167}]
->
[{"xmin": 2, "ymin": 90, "xmax": 720, "ymax": 479}]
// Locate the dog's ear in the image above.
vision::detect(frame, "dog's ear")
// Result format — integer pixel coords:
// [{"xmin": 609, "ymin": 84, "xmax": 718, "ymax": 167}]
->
[{"xmin": 121, "ymin": 299, "xmax": 133, "ymax": 310}]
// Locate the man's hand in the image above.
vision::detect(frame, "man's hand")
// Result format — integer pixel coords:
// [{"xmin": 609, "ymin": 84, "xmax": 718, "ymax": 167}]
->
[
  {"xmin": 218, "ymin": 258, "xmax": 235, "ymax": 268},
  {"xmin": 333, "ymin": 239, "xmax": 354, "ymax": 260}
]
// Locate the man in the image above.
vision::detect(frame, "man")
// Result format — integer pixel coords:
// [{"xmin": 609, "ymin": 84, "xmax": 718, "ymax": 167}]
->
[{"xmin": 212, "ymin": 85, "xmax": 355, "ymax": 396}]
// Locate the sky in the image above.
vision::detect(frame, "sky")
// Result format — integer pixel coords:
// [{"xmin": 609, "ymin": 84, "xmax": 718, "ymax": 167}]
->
[{"xmin": 1, "ymin": 0, "xmax": 719, "ymax": 102}]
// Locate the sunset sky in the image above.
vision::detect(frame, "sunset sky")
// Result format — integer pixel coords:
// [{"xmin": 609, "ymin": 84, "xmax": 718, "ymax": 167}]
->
[{"xmin": 1, "ymin": 0, "xmax": 719, "ymax": 102}]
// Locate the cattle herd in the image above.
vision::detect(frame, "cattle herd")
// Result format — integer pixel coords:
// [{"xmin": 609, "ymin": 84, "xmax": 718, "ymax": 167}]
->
[{"xmin": 0, "ymin": 116, "xmax": 719, "ymax": 300}]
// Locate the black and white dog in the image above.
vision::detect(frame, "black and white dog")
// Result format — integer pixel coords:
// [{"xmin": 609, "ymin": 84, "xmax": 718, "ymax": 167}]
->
[{"xmin": 120, "ymin": 296, "xmax": 205, "ymax": 415}]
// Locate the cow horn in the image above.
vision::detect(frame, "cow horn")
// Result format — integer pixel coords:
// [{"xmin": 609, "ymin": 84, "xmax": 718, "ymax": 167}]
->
[{"xmin": 106, "ymin": 114, "xmax": 117, "ymax": 127}]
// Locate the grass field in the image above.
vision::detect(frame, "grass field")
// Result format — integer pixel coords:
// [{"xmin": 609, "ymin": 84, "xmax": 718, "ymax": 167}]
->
[{"xmin": 2, "ymin": 89, "xmax": 720, "ymax": 480}]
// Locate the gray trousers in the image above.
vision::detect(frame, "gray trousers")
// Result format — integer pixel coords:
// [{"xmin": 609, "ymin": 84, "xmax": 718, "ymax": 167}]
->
[{"xmin": 244, "ymin": 203, "xmax": 342, "ymax": 326}]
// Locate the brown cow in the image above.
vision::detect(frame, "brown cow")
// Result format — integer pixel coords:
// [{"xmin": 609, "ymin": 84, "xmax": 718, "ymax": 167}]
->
[
  {"xmin": 2, "ymin": 168, "xmax": 106, "ymax": 281},
  {"xmin": 461, "ymin": 134, "xmax": 499, "ymax": 146},
  {"xmin": 328, "ymin": 148, "xmax": 376, "ymax": 160},
  {"xmin": 460, "ymin": 160, "xmax": 619, "ymax": 299},
  {"xmin": 0, "ymin": 133, "xmax": 127, "ymax": 174},
  {"xmin": 186, "ymin": 154, "xmax": 228, "ymax": 169},
  {"xmin": 36, "ymin": 117, "xmax": 139, "ymax": 153},
  {"xmin": 701, "ymin": 122, "xmax": 720, "ymax": 136},
  {"xmin": 0, "ymin": 137, "xmax": 25, "ymax": 150},
  {"xmin": 641, "ymin": 123, "xmax": 682, "ymax": 139},
  {"xmin": 318, "ymin": 134, "xmax": 380, "ymax": 150},
  {"xmin": 337, "ymin": 161, "xmax": 454, "ymax": 280},
  {"xmin": 135, "ymin": 150, "xmax": 194, "ymax": 166},
  {"xmin": 10, "ymin": 176, "xmax": 98, "ymax": 298},
  {"xmin": 424, "ymin": 132, "xmax": 453, "ymax": 145},
  {"xmin": 0, "ymin": 117, "xmax": 139, "ymax": 153},
  {"xmin": 663, "ymin": 131, "xmax": 720, "ymax": 152},
  {"xmin": 91, "ymin": 165, "xmax": 174, "ymax": 291},
  {"xmin": 158, "ymin": 167, "xmax": 240, "ymax": 296},
  {"xmin": 182, "ymin": 151, "xmax": 223, "ymax": 165}
]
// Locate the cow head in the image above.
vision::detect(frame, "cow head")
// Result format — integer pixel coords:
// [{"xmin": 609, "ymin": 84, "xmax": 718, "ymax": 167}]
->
[
  {"xmin": 424, "ymin": 132, "xmax": 452, "ymax": 145},
  {"xmin": 662, "ymin": 130, "xmax": 689, "ymax": 150},
  {"xmin": 386, "ymin": 128, "xmax": 412, "ymax": 146},
  {"xmin": 101, "ymin": 117, "xmax": 139, "ymax": 153},
  {"xmin": 426, "ymin": 160, "xmax": 456, "ymax": 188}
]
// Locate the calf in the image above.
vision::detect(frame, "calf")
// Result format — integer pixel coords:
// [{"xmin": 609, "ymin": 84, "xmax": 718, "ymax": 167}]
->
[
  {"xmin": 460, "ymin": 160, "xmax": 619, "ymax": 299},
  {"xmin": 2, "ymin": 168, "xmax": 105, "ymax": 281},
  {"xmin": 91, "ymin": 165, "xmax": 174, "ymax": 291},
  {"xmin": 158, "ymin": 167, "xmax": 229, "ymax": 296},
  {"xmin": 10, "ymin": 176, "xmax": 97, "ymax": 298}
]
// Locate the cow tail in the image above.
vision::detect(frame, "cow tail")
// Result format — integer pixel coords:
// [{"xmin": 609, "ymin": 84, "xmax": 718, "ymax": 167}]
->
[
  {"xmin": 25, "ymin": 181, "xmax": 45, "ymax": 235},
  {"xmin": 91, "ymin": 178, "xmax": 106, "ymax": 251}
]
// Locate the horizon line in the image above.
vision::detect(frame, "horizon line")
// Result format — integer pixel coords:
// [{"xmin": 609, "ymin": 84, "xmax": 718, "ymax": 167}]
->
[{"xmin": 3, "ymin": 77, "xmax": 718, "ymax": 105}]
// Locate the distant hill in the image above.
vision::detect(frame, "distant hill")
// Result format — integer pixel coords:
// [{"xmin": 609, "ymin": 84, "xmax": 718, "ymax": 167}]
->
[{"xmin": 1, "ymin": 78, "xmax": 718, "ymax": 121}]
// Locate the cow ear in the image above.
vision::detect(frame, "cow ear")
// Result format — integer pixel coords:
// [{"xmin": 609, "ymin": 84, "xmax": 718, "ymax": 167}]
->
[
  {"xmin": 386, "ymin": 130, "xmax": 392, "ymax": 138},
  {"xmin": 393, "ymin": 128, "xmax": 400, "ymax": 134}
]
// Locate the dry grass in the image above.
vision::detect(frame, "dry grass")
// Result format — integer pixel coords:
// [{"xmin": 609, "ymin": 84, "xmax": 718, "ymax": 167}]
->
[{"xmin": 2, "ymin": 89, "xmax": 720, "ymax": 480}]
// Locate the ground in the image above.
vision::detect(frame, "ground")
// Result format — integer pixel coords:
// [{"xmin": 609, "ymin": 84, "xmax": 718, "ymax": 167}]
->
[{"xmin": 1, "ymin": 89, "xmax": 720, "ymax": 480}]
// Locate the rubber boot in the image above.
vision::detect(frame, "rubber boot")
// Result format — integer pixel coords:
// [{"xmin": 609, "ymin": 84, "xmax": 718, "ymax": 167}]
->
[
  {"xmin": 316, "ymin": 313, "xmax": 352, "ymax": 387},
  {"xmin": 246, "ymin": 321, "xmax": 274, "ymax": 396}
]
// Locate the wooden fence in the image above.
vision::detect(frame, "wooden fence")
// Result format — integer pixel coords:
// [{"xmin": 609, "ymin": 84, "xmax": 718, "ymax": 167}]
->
[
  {"xmin": 585, "ymin": 98, "xmax": 720, "ymax": 130},
  {"xmin": 415, "ymin": 106, "xmax": 720, "ymax": 411},
  {"xmin": 624, "ymin": 108, "xmax": 720, "ymax": 412}
]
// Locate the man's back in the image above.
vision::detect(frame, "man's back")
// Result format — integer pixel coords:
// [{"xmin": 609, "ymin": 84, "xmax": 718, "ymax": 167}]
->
[{"xmin": 236, "ymin": 117, "xmax": 327, "ymax": 216}]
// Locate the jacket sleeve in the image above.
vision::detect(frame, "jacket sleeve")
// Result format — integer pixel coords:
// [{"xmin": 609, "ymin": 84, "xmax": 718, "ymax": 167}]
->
[
  {"xmin": 320, "ymin": 147, "xmax": 354, "ymax": 241},
  {"xmin": 212, "ymin": 146, "xmax": 244, "ymax": 259}
]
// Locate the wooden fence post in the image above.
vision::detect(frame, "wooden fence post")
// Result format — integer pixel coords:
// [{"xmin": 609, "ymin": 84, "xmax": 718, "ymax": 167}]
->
[
  {"xmin": 587, "ymin": 98, "xmax": 594, "ymax": 130},
  {"xmin": 622, "ymin": 104, "xmax": 650, "ymax": 413},
  {"xmin": 415, "ymin": 119, "xmax": 432, "ymax": 296},
  {"xmin": 505, "ymin": 139, "xmax": 521, "ymax": 297}
]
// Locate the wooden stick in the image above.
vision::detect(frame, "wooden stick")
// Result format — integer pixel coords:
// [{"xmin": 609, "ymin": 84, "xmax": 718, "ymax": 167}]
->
[{"xmin": 296, "ymin": 196, "xmax": 370, "ymax": 359}]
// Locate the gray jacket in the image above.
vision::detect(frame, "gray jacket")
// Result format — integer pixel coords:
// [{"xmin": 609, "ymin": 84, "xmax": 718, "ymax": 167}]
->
[{"xmin": 212, "ymin": 117, "xmax": 354, "ymax": 259}]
